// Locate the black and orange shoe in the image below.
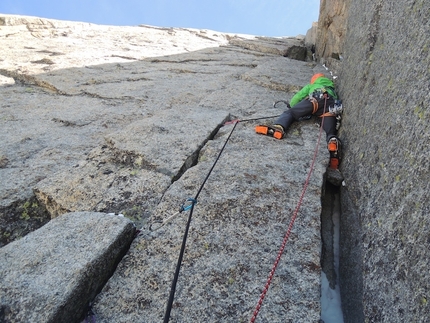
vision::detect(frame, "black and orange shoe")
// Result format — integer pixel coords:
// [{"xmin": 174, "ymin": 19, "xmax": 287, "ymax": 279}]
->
[
  {"xmin": 255, "ymin": 124, "xmax": 285, "ymax": 140},
  {"xmin": 329, "ymin": 157, "xmax": 340, "ymax": 169},
  {"xmin": 327, "ymin": 137, "xmax": 341, "ymax": 169},
  {"xmin": 327, "ymin": 137, "xmax": 339, "ymax": 153}
]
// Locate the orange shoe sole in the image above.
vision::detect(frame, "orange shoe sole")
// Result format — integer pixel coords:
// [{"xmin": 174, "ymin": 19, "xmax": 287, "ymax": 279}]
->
[
  {"xmin": 328, "ymin": 141, "xmax": 338, "ymax": 152},
  {"xmin": 329, "ymin": 158, "xmax": 339, "ymax": 169},
  {"xmin": 255, "ymin": 125, "xmax": 283, "ymax": 140}
]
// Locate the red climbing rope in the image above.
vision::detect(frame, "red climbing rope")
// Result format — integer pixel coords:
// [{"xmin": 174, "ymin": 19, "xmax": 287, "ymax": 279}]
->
[{"xmin": 250, "ymin": 99, "xmax": 328, "ymax": 323}]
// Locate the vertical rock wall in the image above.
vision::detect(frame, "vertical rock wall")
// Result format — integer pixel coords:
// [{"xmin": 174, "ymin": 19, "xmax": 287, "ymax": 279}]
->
[
  {"xmin": 315, "ymin": 0, "xmax": 349, "ymax": 67},
  {"xmin": 0, "ymin": 15, "xmax": 327, "ymax": 322},
  {"xmin": 318, "ymin": 0, "xmax": 430, "ymax": 321}
]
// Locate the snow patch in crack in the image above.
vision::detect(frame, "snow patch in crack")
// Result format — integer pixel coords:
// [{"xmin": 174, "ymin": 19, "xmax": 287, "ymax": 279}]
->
[{"xmin": 320, "ymin": 181, "xmax": 344, "ymax": 322}]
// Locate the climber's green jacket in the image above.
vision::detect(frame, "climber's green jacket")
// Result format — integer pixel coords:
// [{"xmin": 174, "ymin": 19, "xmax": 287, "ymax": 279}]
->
[{"xmin": 290, "ymin": 76, "xmax": 338, "ymax": 107}]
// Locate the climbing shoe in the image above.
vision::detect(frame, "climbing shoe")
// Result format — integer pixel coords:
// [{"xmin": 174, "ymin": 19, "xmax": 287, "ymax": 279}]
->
[
  {"xmin": 327, "ymin": 137, "xmax": 341, "ymax": 169},
  {"xmin": 255, "ymin": 124, "xmax": 284, "ymax": 140},
  {"xmin": 329, "ymin": 157, "xmax": 340, "ymax": 169},
  {"xmin": 327, "ymin": 137, "xmax": 339, "ymax": 153}
]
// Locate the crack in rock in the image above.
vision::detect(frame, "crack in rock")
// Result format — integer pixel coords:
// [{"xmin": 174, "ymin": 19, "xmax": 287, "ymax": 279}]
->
[
  {"xmin": 0, "ymin": 69, "xmax": 64, "ymax": 94},
  {"xmin": 51, "ymin": 118, "xmax": 92, "ymax": 127},
  {"xmin": 171, "ymin": 115, "xmax": 231, "ymax": 183}
]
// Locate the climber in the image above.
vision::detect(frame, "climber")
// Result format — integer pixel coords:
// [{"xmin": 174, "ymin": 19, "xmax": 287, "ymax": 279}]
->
[{"xmin": 255, "ymin": 73, "xmax": 342, "ymax": 169}]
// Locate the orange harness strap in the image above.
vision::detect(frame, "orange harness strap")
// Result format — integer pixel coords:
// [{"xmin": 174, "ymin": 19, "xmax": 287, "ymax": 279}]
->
[
  {"xmin": 319, "ymin": 112, "xmax": 336, "ymax": 118},
  {"xmin": 309, "ymin": 97, "xmax": 319, "ymax": 114},
  {"xmin": 309, "ymin": 97, "xmax": 335, "ymax": 117}
]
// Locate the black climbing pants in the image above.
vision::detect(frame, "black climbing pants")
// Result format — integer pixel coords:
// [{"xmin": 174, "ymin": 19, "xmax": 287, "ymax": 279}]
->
[{"xmin": 275, "ymin": 97, "xmax": 337, "ymax": 142}]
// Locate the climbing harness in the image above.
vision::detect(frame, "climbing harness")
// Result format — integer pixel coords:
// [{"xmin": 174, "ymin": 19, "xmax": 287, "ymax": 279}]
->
[
  {"xmin": 249, "ymin": 97, "xmax": 329, "ymax": 322},
  {"xmin": 309, "ymin": 96, "xmax": 319, "ymax": 114},
  {"xmin": 309, "ymin": 88, "xmax": 331, "ymax": 115}
]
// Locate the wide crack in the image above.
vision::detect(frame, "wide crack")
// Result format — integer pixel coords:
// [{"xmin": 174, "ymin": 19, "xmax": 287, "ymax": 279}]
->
[
  {"xmin": 0, "ymin": 196, "xmax": 50, "ymax": 247},
  {"xmin": 320, "ymin": 177, "xmax": 344, "ymax": 322}
]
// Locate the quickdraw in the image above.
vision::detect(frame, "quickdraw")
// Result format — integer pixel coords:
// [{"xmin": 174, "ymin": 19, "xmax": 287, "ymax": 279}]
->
[{"xmin": 149, "ymin": 198, "xmax": 197, "ymax": 231}]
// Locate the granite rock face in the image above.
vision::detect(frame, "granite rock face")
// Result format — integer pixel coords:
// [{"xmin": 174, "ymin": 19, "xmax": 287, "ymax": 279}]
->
[
  {"xmin": 0, "ymin": 212, "xmax": 135, "ymax": 323},
  {"xmin": 315, "ymin": 0, "xmax": 349, "ymax": 73},
  {"xmin": 0, "ymin": 13, "xmax": 233, "ymax": 246},
  {"xmin": 305, "ymin": 21, "xmax": 318, "ymax": 50},
  {"xmin": 316, "ymin": 0, "xmax": 430, "ymax": 322},
  {"xmin": 0, "ymin": 14, "xmax": 327, "ymax": 322}
]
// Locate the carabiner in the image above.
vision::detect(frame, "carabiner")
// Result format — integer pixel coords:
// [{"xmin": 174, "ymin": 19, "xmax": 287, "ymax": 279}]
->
[{"xmin": 180, "ymin": 198, "xmax": 197, "ymax": 212}]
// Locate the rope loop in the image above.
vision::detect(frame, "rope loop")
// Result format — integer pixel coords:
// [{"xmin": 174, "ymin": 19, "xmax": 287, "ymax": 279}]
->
[{"xmin": 273, "ymin": 100, "xmax": 291, "ymax": 109}]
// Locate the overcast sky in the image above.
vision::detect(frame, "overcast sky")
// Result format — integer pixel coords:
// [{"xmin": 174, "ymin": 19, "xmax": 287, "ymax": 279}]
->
[{"xmin": 0, "ymin": 0, "xmax": 320, "ymax": 37}]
